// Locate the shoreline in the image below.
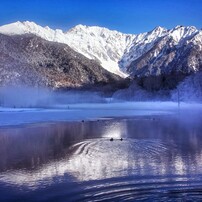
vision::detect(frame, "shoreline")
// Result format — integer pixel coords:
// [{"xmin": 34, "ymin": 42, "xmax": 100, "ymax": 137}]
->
[{"xmin": 0, "ymin": 101, "xmax": 202, "ymax": 127}]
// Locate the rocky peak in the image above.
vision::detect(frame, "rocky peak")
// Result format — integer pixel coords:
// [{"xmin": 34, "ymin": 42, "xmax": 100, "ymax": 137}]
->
[{"xmin": 0, "ymin": 21, "xmax": 201, "ymax": 79}]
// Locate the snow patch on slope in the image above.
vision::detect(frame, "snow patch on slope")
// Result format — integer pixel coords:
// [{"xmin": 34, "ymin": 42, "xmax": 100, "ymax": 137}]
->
[{"xmin": 169, "ymin": 25, "xmax": 198, "ymax": 43}]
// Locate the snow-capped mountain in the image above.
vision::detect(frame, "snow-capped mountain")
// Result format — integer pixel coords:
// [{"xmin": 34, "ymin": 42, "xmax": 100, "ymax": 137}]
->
[
  {"xmin": 0, "ymin": 21, "xmax": 201, "ymax": 78},
  {"xmin": 0, "ymin": 21, "xmax": 135, "ymax": 77},
  {"xmin": 119, "ymin": 26, "xmax": 167, "ymax": 70},
  {"xmin": 126, "ymin": 26, "xmax": 202, "ymax": 76},
  {"xmin": 0, "ymin": 33, "xmax": 120, "ymax": 88}
]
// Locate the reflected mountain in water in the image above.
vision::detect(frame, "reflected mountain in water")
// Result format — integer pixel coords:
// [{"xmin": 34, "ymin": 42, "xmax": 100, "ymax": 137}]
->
[
  {"xmin": 0, "ymin": 116, "xmax": 202, "ymax": 181},
  {"xmin": 1, "ymin": 115, "xmax": 202, "ymax": 201}
]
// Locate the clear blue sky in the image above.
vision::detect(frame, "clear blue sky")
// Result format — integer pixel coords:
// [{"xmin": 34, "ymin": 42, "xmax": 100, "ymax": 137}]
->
[{"xmin": 0, "ymin": 0, "xmax": 201, "ymax": 34}]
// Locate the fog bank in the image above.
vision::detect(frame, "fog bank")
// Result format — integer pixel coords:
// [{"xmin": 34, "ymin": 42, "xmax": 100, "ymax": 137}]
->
[
  {"xmin": 1, "ymin": 72, "xmax": 202, "ymax": 109},
  {"xmin": 0, "ymin": 86, "xmax": 105, "ymax": 108}
]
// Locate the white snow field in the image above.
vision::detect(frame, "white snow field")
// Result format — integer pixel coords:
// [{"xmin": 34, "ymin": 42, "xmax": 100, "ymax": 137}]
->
[{"xmin": 0, "ymin": 102, "xmax": 202, "ymax": 127}]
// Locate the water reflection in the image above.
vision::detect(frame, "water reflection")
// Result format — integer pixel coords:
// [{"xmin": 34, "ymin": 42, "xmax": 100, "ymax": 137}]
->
[{"xmin": 0, "ymin": 115, "xmax": 202, "ymax": 200}]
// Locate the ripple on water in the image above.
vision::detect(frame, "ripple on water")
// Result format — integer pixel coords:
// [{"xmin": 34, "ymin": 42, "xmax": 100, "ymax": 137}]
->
[
  {"xmin": 0, "ymin": 138, "xmax": 173, "ymax": 189},
  {"xmin": 66, "ymin": 138, "xmax": 174, "ymax": 182},
  {"xmin": 70, "ymin": 138, "xmax": 170, "ymax": 158},
  {"xmin": 47, "ymin": 175, "xmax": 202, "ymax": 202},
  {"xmin": 1, "ymin": 138, "xmax": 202, "ymax": 201}
]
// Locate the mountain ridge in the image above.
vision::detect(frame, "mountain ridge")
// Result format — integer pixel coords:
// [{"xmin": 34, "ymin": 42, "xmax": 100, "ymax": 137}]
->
[
  {"xmin": 0, "ymin": 21, "xmax": 201, "ymax": 79},
  {"xmin": 0, "ymin": 33, "xmax": 121, "ymax": 89},
  {"xmin": 0, "ymin": 21, "xmax": 134, "ymax": 77}
]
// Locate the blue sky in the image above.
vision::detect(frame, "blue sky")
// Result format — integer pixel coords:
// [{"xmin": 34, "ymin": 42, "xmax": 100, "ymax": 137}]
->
[{"xmin": 0, "ymin": 0, "xmax": 201, "ymax": 34}]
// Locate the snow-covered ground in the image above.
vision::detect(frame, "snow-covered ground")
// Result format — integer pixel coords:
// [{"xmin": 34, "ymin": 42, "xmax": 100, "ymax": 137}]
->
[{"xmin": 1, "ymin": 102, "xmax": 202, "ymax": 127}]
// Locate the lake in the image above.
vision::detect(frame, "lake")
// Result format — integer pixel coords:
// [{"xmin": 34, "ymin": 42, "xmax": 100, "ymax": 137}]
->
[{"xmin": 0, "ymin": 112, "xmax": 202, "ymax": 201}]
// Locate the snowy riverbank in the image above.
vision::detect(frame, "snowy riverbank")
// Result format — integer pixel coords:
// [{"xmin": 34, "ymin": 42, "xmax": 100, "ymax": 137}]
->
[{"xmin": 0, "ymin": 102, "xmax": 202, "ymax": 127}]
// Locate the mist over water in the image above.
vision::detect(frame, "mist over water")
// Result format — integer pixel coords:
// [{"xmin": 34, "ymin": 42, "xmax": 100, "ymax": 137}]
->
[
  {"xmin": 0, "ymin": 86, "xmax": 106, "ymax": 108},
  {"xmin": 1, "ymin": 72, "xmax": 202, "ymax": 109}
]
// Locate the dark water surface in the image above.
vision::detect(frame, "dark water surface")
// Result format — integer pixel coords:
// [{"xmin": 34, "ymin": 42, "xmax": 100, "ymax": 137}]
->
[{"xmin": 0, "ymin": 114, "xmax": 202, "ymax": 201}]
